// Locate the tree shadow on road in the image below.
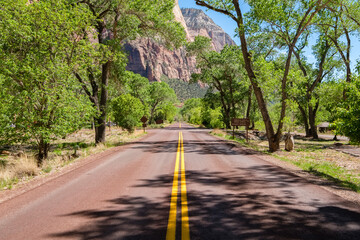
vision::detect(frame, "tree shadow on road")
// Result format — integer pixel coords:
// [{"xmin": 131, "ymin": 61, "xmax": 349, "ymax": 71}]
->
[
  {"xmin": 48, "ymin": 165, "xmax": 360, "ymax": 240},
  {"xmin": 131, "ymin": 139, "xmax": 259, "ymax": 156}
]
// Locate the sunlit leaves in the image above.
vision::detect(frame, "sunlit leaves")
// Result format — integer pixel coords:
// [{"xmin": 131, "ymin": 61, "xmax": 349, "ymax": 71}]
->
[{"xmin": 0, "ymin": 0, "xmax": 97, "ymax": 155}]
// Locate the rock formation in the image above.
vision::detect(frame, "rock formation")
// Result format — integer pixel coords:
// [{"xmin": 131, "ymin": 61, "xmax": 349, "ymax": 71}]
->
[
  {"xmin": 181, "ymin": 8, "xmax": 236, "ymax": 52},
  {"xmin": 125, "ymin": 3, "xmax": 236, "ymax": 82}
]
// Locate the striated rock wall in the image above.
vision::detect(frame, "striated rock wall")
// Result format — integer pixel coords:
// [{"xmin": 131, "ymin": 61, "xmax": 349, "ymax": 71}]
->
[
  {"xmin": 124, "ymin": 39, "xmax": 196, "ymax": 82},
  {"xmin": 181, "ymin": 8, "xmax": 236, "ymax": 52},
  {"xmin": 125, "ymin": 4, "xmax": 236, "ymax": 82}
]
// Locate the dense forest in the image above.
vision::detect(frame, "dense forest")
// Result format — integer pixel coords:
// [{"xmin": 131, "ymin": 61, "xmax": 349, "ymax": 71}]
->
[
  {"xmin": 0, "ymin": 0, "xmax": 360, "ymax": 168},
  {"xmin": 162, "ymin": 76, "xmax": 208, "ymax": 102}
]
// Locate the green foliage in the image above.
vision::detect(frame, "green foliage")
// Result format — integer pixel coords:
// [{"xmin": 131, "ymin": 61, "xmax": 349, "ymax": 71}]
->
[
  {"xmin": 335, "ymin": 77, "xmax": 360, "ymax": 143},
  {"xmin": 112, "ymin": 94, "xmax": 144, "ymax": 133},
  {"xmin": 125, "ymin": 71, "xmax": 150, "ymax": 104},
  {"xmin": 181, "ymin": 98, "xmax": 202, "ymax": 125},
  {"xmin": 187, "ymin": 37, "xmax": 250, "ymax": 128},
  {"xmin": 146, "ymin": 82, "xmax": 177, "ymax": 123},
  {"xmin": 154, "ymin": 102, "xmax": 177, "ymax": 123},
  {"xmin": 70, "ymin": 0, "xmax": 186, "ymax": 143},
  {"xmin": 180, "ymin": 98, "xmax": 224, "ymax": 129},
  {"xmin": 162, "ymin": 76, "xmax": 207, "ymax": 102},
  {"xmin": 0, "ymin": 0, "xmax": 96, "ymax": 161}
]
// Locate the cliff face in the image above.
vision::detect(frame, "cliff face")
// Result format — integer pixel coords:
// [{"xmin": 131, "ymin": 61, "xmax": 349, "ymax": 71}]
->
[
  {"xmin": 181, "ymin": 8, "xmax": 236, "ymax": 52},
  {"xmin": 124, "ymin": 39, "xmax": 196, "ymax": 82},
  {"xmin": 125, "ymin": 4, "xmax": 236, "ymax": 82}
]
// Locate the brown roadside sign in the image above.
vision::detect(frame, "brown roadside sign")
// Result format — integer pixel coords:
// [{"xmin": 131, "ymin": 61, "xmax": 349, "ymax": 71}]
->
[
  {"xmin": 141, "ymin": 116, "xmax": 148, "ymax": 123},
  {"xmin": 142, "ymin": 123, "xmax": 147, "ymax": 128},
  {"xmin": 156, "ymin": 119, "xmax": 164, "ymax": 124},
  {"xmin": 231, "ymin": 118, "xmax": 250, "ymax": 127}
]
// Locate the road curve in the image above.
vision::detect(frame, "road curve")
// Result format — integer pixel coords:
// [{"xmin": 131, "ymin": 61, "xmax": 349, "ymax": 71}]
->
[{"xmin": 0, "ymin": 123, "xmax": 360, "ymax": 240}]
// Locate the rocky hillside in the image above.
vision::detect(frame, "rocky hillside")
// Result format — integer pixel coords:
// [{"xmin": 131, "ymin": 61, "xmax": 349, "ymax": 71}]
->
[
  {"xmin": 125, "ymin": 3, "xmax": 236, "ymax": 82},
  {"xmin": 181, "ymin": 8, "xmax": 236, "ymax": 52}
]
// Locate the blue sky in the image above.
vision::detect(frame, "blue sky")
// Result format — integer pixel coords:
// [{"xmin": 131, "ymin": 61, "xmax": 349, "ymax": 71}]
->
[
  {"xmin": 179, "ymin": 0, "xmax": 241, "ymax": 45},
  {"xmin": 179, "ymin": 0, "xmax": 359, "ymax": 71}
]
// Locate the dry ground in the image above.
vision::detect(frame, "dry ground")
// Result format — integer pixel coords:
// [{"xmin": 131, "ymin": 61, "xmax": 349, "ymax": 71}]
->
[{"xmin": 0, "ymin": 127, "xmax": 145, "ymax": 190}]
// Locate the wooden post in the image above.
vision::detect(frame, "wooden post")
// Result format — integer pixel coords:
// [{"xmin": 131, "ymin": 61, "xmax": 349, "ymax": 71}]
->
[
  {"xmin": 108, "ymin": 116, "xmax": 111, "ymax": 132},
  {"xmin": 233, "ymin": 126, "xmax": 235, "ymax": 139},
  {"xmin": 246, "ymin": 126, "xmax": 249, "ymax": 142}
]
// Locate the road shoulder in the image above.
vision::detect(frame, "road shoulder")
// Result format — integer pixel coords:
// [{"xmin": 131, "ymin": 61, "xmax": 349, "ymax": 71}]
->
[
  {"xmin": 0, "ymin": 131, "xmax": 153, "ymax": 204},
  {"xmin": 210, "ymin": 131, "xmax": 360, "ymax": 206}
]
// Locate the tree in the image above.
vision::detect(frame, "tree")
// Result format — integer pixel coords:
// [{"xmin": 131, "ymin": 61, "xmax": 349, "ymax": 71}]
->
[
  {"xmin": 72, "ymin": 0, "xmax": 186, "ymax": 144},
  {"xmin": 195, "ymin": 0, "xmax": 333, "ymax": 151},
  {"xmin": 154, "ymin": 102, "xmax": 177, "ymax": 123},
  {"xmin": 290, "ymin": 32, "xmax": 340, "ymax": 138},
  {"xmin": 0, "ymin": 0, "xmax": 96, "ymax": 165},
  {"xmin": 146, "ymin": 82, "xmax": 177, "ymax": 124},
  {"xmin": 187, "ymin": 37, "xmax": 249, "ymax": 129},
  {"xmin": 181, "ymin": 98, "xmax": 202, "ymax": 120},
  {"xmin": 125, "ymin": 71, "xmax": 150, "ymax": 105},
  {"xmin": 321, "ymin": 2, "xmax": 358, "ymax": 85},
  {"xmin": 124, "ymin": 71, "xmax": 151, "ymax": 115},
  {"xmin": 335, "ymin": 77, "xmax": 360, "ymax": 143},
  {"xmin": 112, "ymin": 94, "xmax": 144, "ymax": 133}
]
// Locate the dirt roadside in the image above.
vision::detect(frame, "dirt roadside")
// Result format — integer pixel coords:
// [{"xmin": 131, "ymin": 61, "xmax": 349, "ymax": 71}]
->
[{"xmin": 0, "ymin": 131, "xmax": 153, "ymax": 204}]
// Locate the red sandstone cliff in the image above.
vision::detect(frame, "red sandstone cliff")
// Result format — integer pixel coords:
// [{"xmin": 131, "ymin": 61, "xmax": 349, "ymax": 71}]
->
[{"xmin": 125, "ymin": 2, "xmax": 236, "ymax": 82}]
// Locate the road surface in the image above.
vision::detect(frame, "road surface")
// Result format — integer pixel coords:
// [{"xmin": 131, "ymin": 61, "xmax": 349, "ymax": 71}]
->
[{"xmin": 0, "ymin": 123, "xmax": 360, "ymax": 240}]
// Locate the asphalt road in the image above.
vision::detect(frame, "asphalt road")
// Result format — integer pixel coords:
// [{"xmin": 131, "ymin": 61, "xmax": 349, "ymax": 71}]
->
[{"xmin": 1, "ymin": 123, "xmax": 360, "ymax": 240}]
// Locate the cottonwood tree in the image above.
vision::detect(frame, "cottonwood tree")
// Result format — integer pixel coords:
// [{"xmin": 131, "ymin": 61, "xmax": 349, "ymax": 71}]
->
[
  {"xmin": 146, "ymin": 82, "xmax": 177, "ymax": 124},
  {"xmin": 335, "ymin": 76, "xmax": 360, "ymax": 143},
  {"xmin": 112, "ymin": 94, "xmax": 144, "ymax": 133},
  {"xmin": 187, "ymin": 36, "xmax": 249, "ymax": 129},
  {"xmin": 0, "ymin": 0, "xmax": 96, "ymax": 165},
  {"xmin": 322, "ymin": 1, "xmax": 360, "ymax": 85},
  {"xmin": 71, "ymin": 0, "xmax": 186, "ymax": 144},
  {"xmin": 195, "ymin": 0, "xmax": 334, "ymax": 151},
  {"xmin": 290, "ymin": 32, "xmax": 340, "ymax": 138}
]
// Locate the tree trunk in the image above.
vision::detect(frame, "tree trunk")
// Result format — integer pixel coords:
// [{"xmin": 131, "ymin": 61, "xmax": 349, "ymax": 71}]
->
[
  {"xmin": 308, "ymin": 100, "xmax": 319, "ymax": 139},
  {"xmin": 298, "ymin": 105, "xmax": 310, "ymax": 137},
  {"xmin": 246, "ymin": 86, "xmax": 252, "ymax": 119},
  {"xmin": 95, "ymin": 61, "xmax": 111, "ymax": 144},
  {"xmin": 37, "ymin": 138, "xmax": 50, "ymax": 166},
  {"xmin": 149, "ymin": 102, "xmax": 159, "ymax": 124},
  {"xmin": 249, "ymin": 120, "xmax": 255, "ymax": 130},
  {"xmin": 95, "ymin": 117, "xmax": 106, "ymax": 144},
  {"xmin": 233, "ymin": 10, "xmax": 278, "ymax": 151},
  {"xmin": 268, "ymin": 137, "xmax": 280, "ymax": 152}
]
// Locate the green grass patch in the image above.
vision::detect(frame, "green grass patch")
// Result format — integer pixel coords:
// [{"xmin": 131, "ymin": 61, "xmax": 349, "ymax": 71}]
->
[
  {"xmin": 286, "ymin": 157, "xmax": 360, "ymax": 192},
  {"xmin": 0, "ymin": 177, "xmax": 19, "ymax": 190},
  {"xmin": 0, "ymin": 159, "xmax": 7, "ymax": 168},
  {"xmin": 42, "ymin": 166, "xmax": 52, "ymax": 173}
]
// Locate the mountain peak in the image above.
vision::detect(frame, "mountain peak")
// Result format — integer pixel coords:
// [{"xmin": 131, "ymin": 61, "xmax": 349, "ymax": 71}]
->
[
  {"xmin": 125, "ymin": 4, "xmax": 237, "ymax": 82},
  {"xmin": 181, "ymin": 8, "xmax": 236, "ymax": 52}
]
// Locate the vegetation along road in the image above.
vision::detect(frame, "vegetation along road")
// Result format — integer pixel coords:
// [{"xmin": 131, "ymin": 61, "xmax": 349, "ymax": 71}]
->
[{"xmin": 0, "ymin": 123, "xmax": 359, "ymax": 240}]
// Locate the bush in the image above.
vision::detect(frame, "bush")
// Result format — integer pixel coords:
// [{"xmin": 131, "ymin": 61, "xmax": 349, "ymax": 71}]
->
[
  {"xmin": 335, "ymin": 78, "xmax": 360, "ymax": 143},
  {"xmin": 112, "ymin": 94, "xmax": 144, "ymax": 133}
]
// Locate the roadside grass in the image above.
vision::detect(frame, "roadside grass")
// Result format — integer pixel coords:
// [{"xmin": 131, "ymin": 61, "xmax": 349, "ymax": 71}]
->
[
  {"xmin": 0, "ymin": 127, "xmax": 146, "ymax": 191},
  {"xmin": 211, "ymin": 129, "xmax": 360, "ymax": 193}
]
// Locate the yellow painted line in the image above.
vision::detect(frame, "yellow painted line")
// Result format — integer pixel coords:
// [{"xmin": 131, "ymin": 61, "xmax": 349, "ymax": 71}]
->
[
  {"xmin": 166, "ymin": 133, "xmax": 181, "ymax": 240},
  {"xmin": 166, "ymin": 132, "xmax": 190, "ymax": 240},
  {"xmin": 180, "ymin": 132, "xmax": 190, "ymax": 240},
  {"xmin": 179, "ymin": 122, "xmax": 182, "ymax": 128}
]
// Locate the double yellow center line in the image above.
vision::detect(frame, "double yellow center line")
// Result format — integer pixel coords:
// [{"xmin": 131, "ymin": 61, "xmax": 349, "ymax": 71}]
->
[{"xmin": 166, "ymin": 131, "xmax": 190, "ymax": 240}]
